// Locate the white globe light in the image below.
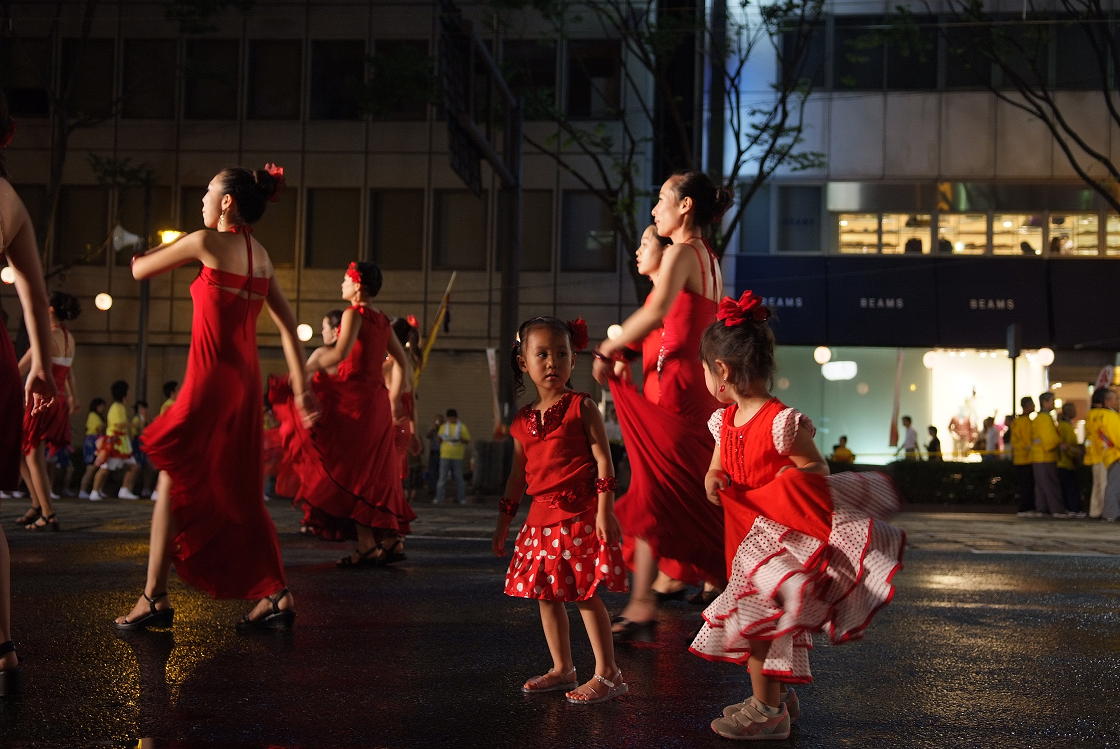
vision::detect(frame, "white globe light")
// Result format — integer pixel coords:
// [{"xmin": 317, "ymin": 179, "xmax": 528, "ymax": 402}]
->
[
  {"xmin": 94, "ymin": 293, "xmax": 113, "ymax": 311},
  {"xmin": 921, "ymin": 351, "xmax": 937, "ymax": 369},
  {"xmin": 821, "ymin": 361, "xmax": 857, "ymax": 381},
  {"xmin": 1036, "ymin": 347, "xmax": 1055, "ymax": 367},
  {"xmin": 856, "ymin": 382, "xmax": 870, "ymax": 395},
  {"xmin": 296, "ymin": 323, "xmax": 313, "ymax": 342},
  {"xmin": 776, "ymin": 376, "xmax": 790, "ymax": 391},
  {"xmin": 813, "ymin": 346, "xmax": 832, "ymax": 365},
  {"xmin": 0, "ymin": 267, "xmax": 14, "ymax": 284},
  {"xmin": 606, "ymin": 324, "xmax": 623, "ymax": 340}
]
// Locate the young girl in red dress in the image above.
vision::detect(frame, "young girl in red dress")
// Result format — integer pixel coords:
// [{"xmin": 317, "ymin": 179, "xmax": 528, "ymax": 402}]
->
[
  {"xmin": 690, "ymin": 291, "xmax": 905, "ymax": 741},
  {"xmin": 492, "ymin": 316, "xmax": 629, "ymax": 705}
]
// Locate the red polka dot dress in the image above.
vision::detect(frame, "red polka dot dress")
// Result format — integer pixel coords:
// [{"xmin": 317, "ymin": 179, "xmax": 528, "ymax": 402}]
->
[
  {"xmin": 504, "ymin": 391, "xmax": 628, "ymax": 601},
  {"xmin": 688, "ymin": 398, "xmax": 906, "ymax": 683}
]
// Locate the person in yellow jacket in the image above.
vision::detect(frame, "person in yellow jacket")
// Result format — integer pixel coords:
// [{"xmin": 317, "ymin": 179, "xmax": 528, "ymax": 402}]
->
[
  {"xmin": 1011, "ymin": 396, "xmax": 1036, "ymax": 516},
  {"xmin": 1056, "ymin": 402, "xmax": 1085, "ymax": 516},
  {"xmin": 1097, "ymin": 390, "xmax": 1120, "ymax": 522},
  {"xmin": 1083, "ymin": 388, "xmax": 1111, "ymax": 519},
  {"xmin": 1030, "ymin": 392, "xmax": 1067, "ymax": 517}
]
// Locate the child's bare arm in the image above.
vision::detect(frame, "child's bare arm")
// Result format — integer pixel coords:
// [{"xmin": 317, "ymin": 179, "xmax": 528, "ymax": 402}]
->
[
  {"xmin": 704, "ymin": 445, "xmax": 728, "ymax": 504},
  {"xmin": 492, "ymin": 438, "xmax": 528, "ymax": 556},
  {"xmin": 786, "ymin": 427, "xmax": 830, "ymax": 476},
  {"xmin": 580, "ymin": 397, "xmax": 621, "ymax": 544}
]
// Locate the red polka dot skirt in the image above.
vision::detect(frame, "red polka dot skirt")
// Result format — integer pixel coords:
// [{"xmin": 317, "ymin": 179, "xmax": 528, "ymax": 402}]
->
[{"xmin": 505, "ymin": 509, "xmax": 629, "ymax": 601}]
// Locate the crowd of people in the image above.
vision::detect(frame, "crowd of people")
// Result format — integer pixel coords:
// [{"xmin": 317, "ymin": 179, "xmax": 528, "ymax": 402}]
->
[{"xmin": 0, "ymin": 88, "xmax": 907, "ymax": 739}]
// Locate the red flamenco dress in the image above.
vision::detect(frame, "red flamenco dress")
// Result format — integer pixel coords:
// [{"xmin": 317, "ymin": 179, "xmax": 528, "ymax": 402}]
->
[
  {"xmin": 21, "ymin": 331, "xmax": 71, "ymax": 456},
  {"xmin": 611, "ymin": 241, "xmax": 726, "ymax": 587},
  {"xmin": 689, "ymin": 399, "xmax": 906, "ymax": 682},
  {"xmin": 505, "ymin": 391, "xmax": 629, "ymax": 601},
  {"xmin": 141, "ymin": 235, "xmax": 287, "ymax": 600},
  {"xmin": 0, "ymin": 316, "xmax": 21, "ymax": 490},
  {"xmin": 274, "ymin": 305, "xmax": 415, "ymax": 541}
]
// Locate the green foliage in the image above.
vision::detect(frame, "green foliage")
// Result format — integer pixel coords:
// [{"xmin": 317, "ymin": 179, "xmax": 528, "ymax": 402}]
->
[
  {"xmin": 164, "ymin": 0, "xmax": 256, "ymax": 34},
  {"xmin": 87, "ymin": 154, "xmax": 154, "ymax": 189}
]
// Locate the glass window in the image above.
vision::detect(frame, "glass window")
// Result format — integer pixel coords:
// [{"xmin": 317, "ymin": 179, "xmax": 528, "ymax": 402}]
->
[
  {"xmin": 368, "ymin": 40, "xmax": 431, "ymax": 120},
  {"xmin": 498, "ymin": 189, "xmax": 553, "ymax": 272},
  {"xmin": 937, "ymin": 213, "xmax": 987, "ymax": 255},
  {"xmin": 370, "ymin": 189, "xmax": 424, "ymax": 270},
  {"xmin": 837, "ymin": 213, "xmax": 879, "ymax": 254},
  {"xmin": 885, "ymin": 22, "xmax": 938, "ymax": 90},
  {"xmin": 560, "ymin": 191, "xmax": 616, "ymax": 272},
  {"xmin": 433, "ymin": 190, "xmax": 488, "ymax": 270},
  {"xmin": 252, "ymin": 188, "xmax": 297, "ymax": 266},
  {"xmin": 1106, "ymin": 216, "xmax": 1120, "ymax": 256},
  {"xmin": 993, "ymin": 22, "xmax": 1050, "ymax": 90},
  {"xmin": 740, "ymin": 184, "xmax": 771, "ymax": 255},
  {"xmin": 310, "ymin": 40, "xmax": 365, "ymax": 120},
  {"xmin": 305, "ymin": 188, "xmax": 361, "ymax": 269},
  {"xmin": 62, "ymin": 39, "xmax": 115, "ymax": 120},
  {"xmin": 566, "ymin": 40, "xmax": 621, "ymax": 118},
  {"xmin": 882, "ymin": 214, "xmax": 931, "ymax": 254},
  {"xmin": 122, "ymin": 40, "xmax": 177, "ymax": 119},
  {"xmin": 503, "ymin": 40, "xmax": 557, "ymax": 118},
  {"xmin": 3, "ymin": 38, "xmax": 51, "ymax": 116},
  {"xmin": 1055, "ymin": 22, "xmax": 1105, "ymax": 90},
  {"xmin": 185, "ymin": 39, "xmax": 240, "ymax": 119},
  {"xmin": 781, "ymin": 22, "xmax": 827, "ymax": 89},
  {"xmin": 833, "ymin": 16, "xmax": 884, "ymax": 90},
  {"xmin": 56, "ymin": 186, "xmax": 109, "ymax": 267},
  {"xmin": 992, "ymin": 214, "xmax": 1042, "ymax": 255},
  {"xmin": 248, "ymin": 40, "xmax": 302, "ymax": 120},
  {"xmin": 777, "ymin": 185, "xmax": 821, "ymax": 253},
  {"xmin": 1048, "ymin": 214, "xmax": 1098, "ymax": 256},
  {"xmin": 116, "ymin": 186, "xmax": 172, "ymax": 265},
  {"xmin": 944, "ymin": 26, "xmax": 992, "ymax": 89}
]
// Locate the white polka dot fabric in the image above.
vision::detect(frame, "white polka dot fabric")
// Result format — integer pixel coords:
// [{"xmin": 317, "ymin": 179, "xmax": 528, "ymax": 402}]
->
[
  {"xmin": 772, "ymin": 408, "xmax": 816, "ymax": 456},
  {"xmin": 504, "ymin": 510, "xmax": 629, "ymax": 601},
  {"xmin": 689, "ymin": 470, "xmax": 905, "ymax": 682},
  {"xmin": 708, "ymin": 407, "xmax": 727, "ymax": 444}
]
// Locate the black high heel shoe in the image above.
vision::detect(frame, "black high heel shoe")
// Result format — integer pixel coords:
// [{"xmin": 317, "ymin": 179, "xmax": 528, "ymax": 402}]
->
[
  {"xmin": 235, "ymin": 588, "xmax": 295, "ymax": 633},
  {"xmin": 113, "ymin": 591, "xmax": 175, "ymax": 631},
  {"xmin": 380, "ymin": 538, "xmax": 407, "ymax": 565},
  {"xmin": 25, "ymin": 513, "xmax": 59, "ymax": 532},
  {"xmin": 336, "ymin": 546, "xmax": 384, "ymax": 569},
  {"xmin": 0, "ymin": 641, "xmax": 21, "ymax": 697},
  {"xmin": 13, "ymin": 507, "xmax": 40, "ymax": 526}
]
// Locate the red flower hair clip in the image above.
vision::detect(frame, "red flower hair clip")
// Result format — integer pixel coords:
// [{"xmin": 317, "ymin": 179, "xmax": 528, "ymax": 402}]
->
[
  {"xmin": 717, "ymin": 290, "xmax": 770, "ymax": 327},
  {"xmin": 345, "ymin": 261, "xmax": 362, "ymax": 285},
  {"xmin": 567, "ymin": 318, "xmax": 589, "ymax": 351},
  {"xmin": 263, "ymin": 162, "xmax": 285, "ymax": 202},
  {"xmin": 406, "ymin": 314, "xmax": 419, "ymax": 328}
]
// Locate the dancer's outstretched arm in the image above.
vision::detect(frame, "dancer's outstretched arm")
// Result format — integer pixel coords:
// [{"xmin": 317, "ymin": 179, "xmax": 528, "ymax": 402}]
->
[{"xmin": 265, "ymin": 282, "xmax": 316, "ymax": 425}]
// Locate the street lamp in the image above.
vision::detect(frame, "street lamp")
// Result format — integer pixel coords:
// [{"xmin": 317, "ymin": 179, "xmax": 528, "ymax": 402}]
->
[
  {"xmin": 94, "ymin": 293, "xmax": 113, "ymax": 311},
  {"xmin": 296, "ymin": 324, "xmax": 313, "ymax": 342},
  {"xmin": 160, "ymin": 229, "xmax": 185, "ymax": 244},
  {"xmin": 0, "ymin": 267, "xmax": 13, "ymax": 285}
]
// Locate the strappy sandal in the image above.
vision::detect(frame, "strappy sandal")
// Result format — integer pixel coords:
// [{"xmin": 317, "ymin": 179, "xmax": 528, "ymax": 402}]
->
[
  {"xmin": 14, "ymin": 507, "xmax": 40, "ymax": 526},
  {"xmin": 26, "ymin": 513, "xmax": 59, "ymax": 532},
  {"xmin": 565, "ymin": 670, "xmax": 628, "ymax": 704},
  {"xmin": 380, "ymin": 537, "xmax": 407, "ymax": 565},
  {"xmin": 0, "ymin": 641, "xmax": 21, "ymax": 697},
  {"xmin": 336, "ymin": 546, "xmax": 384, "ymax": 569},
  {"xmin": 113, "ymin": 591, "xmax": 174, "ymax": 631},
  {"xmin": 236, "ymin": 588, "xmax": 295, "ymax": 633},
  {"xmin": 611, "ymin": 616, "xmax": 657, "ymax": 643},
  {"xmin": 522, "ymin": 667, "xmax": 577, "ymax": 693}
]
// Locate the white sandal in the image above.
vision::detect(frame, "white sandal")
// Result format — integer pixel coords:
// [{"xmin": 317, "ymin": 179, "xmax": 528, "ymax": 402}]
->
[
  {"xmin": 565, "ymin": 670, "xmax": 628, "ymax": 704},
  {"xmin": 522, "ymin": 667, "xmax": 577, "ymax": 693}
]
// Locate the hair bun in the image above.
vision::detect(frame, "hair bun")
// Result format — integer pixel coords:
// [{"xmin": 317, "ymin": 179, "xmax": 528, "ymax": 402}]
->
[
  {"xmin": 255, "ymin": 163, "xmax": 286, "ymax": 202},
  {"xmin": 712, "ymin": 185, "xmax": 734, "ymax": 222}
]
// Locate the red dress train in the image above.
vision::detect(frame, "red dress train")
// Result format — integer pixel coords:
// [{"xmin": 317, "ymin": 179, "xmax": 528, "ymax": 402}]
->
[{"xmin": 21, "ymin": 334, "xmax": 71, "ymax": 456}]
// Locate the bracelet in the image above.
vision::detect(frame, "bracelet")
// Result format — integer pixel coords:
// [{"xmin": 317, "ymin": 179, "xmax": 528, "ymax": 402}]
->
[
  {"xmin": 498, "ymin": 496, "xmax": 520, "ymax": 516},
  {"xmin": 593, "ymin": 350, "xmax": 613, "ymax": 363},
  {"xmin": 594, "ymin": 476, "xmax": 617, "ymax": 493}
]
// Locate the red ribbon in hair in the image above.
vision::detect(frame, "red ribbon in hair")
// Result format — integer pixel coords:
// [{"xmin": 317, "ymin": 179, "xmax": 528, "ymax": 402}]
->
[
  {"xmin": 406, "ymin": 314, "xmax": 419, "ymax": 328},
  {"xmin": 717, "ymin": 290, "xmax": 770, "ymax": 327},
  {"xmin": 263, "ymin": 162, "xmax": 285, "ymax": 202},
  {"xmin": 345, "ymin": 261, "xmax": 362, "ymax": 285},
  {"xmin": 567, "ymin": 318, "xmax": 589, "ymax": 351}
]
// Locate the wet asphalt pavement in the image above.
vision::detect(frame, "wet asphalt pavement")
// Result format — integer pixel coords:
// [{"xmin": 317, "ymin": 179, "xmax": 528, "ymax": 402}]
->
[{"xmin": 0, "ymin": 500, "xmax": 1118, "ymax": 748}]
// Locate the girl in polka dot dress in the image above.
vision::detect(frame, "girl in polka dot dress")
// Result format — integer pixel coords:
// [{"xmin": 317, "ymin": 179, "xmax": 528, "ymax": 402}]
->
[
  {"xmin": 689, "ymin": 291, "xmax": 905, "ymax": 741},
  {"xmin": 492, "ymin": 316, "xmax": 629, "ymax": 705}
]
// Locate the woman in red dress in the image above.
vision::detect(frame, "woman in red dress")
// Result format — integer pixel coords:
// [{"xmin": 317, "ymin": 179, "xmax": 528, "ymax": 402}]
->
[
  {"xmin": 114, "ymin": 164, "xmax": 315, "ymax": 633},
  {"xmin": 386, "ymin": 317, "xmax": 422, "ymax": 504},
  {"xmin": 275, "ymin": 261, "xmax": 416, "ymax": 567},
  {"xmin": 0, "ymin": 97, "xmax": 59, "ymax": 693},
  {"xmin": 592, "ymin": 171, "xmax": 732, "ymax": 640},
  {"xmin": 18, "ymin": 291, "xmax": 80, "ymax": 531}
]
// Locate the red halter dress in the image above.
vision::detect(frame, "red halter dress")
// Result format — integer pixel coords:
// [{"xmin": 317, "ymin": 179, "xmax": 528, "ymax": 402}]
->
[
  {"xmin": 0, "ymin": 317, "xmax": 20, "ymax": 489},
  {"xmin": 504, "ymin": 391, "xmax": 629, "ymax": 601},
  {"xmin": 688, "ymin": 399, "xmax": 906, "ymax": 683},
  {"xmin": 611, "ymin": 240, "xmax": 726, "ymax": 586},
  {"xmin": 142, "ymin": 231, "xmax": 287, "ymax": 601},
  {"xmin": 21, "ymin": 328, "xmax": 72, "ymax": 455}
]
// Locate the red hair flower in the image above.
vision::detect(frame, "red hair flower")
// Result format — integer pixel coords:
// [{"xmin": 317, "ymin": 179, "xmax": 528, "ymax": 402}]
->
[
  {"xmin": 345, "ymin": 261, "xmax": 362, "ymax": 285},
  {"xmin": 263, "ymin": 162, "xmax": 286, "ymax": 202},
  {"xmin": 717, "ymin": 290, "xmax": 770, "ymax": 327},
  {"xmin": 567, "ymin": 318, "xmax": 589, "ymax": 351},
  {"xmin": 406, "ymin": 314, "xmax": 419, "ymax": 328}
]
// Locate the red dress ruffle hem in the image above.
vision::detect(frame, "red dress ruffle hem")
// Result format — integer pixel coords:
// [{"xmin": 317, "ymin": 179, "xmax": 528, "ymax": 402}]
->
[
  {"xmin": 504, "ymin": 391, "xmax": 628, "ymax": 601},
  {"xmin": 21, "ymin": 361, "xmax": 70, "ymax": 455},
  {"xmin": 272, "ymin": 306, "xmax": 416, "ymax": 542},
  {"xmin": 611, "ymin": 241, "xmax": 726, "ymax": 587},
  {"xmin": 141, "ymin": 257, "xmax": 287, "ymax": 601},
  {"xmin": 688, "ymin": 399, "xmax": 906, "ymax": 683},
  {"xmin": 0, "ymin": 324, "xmax": 22, "ymax": 489}
]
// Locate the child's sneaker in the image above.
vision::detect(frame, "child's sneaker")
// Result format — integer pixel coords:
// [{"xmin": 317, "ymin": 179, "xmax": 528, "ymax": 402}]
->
[
  {"xmin": 722, "ymin": 687, "xmax": 799, "ymax": 723},
  {"xmin": 78, "ymin": 491, "xmax": 90, "ymax": 500},
  {"xmin": 711, "ymin": 697, "xmax": 790, "ymax": 741},
  {"xmin": 88, "ymin": 490, "xmax": 103, "ymax": 501},
  {"xmin": 117, "ymin": 488, "xmax": 140, "ymax": 500}
]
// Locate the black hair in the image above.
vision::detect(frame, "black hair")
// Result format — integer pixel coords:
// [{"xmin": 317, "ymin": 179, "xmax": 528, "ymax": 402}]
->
[
  {"xmin": 391, "ymin": 316, "xmax": 421, "ymax": 366},
  {"xmin": 325, "ymin": 309, "xmax": 343, "ymax": 329},
  {"xmin": 1020, "ymin": 395, "xmax": 1035, "ymax": 409},
  {"xmin": 0, "ymin": 90, "xmax": 11, "ymax": 179},
  {"xmin": 135, "ymin": 400, "xmax": 148, "ymax": 409},
  {"xmin": 446, "ymin": 408, "xmax": 458, "ymax": 418},
  {"xmin": 352, "ymin": 261, "xmax": 383, "ymax": 297},
  {"xmin": 902, "ymin": 415, "xmax": 912, "ymax": 423},
  {"xmin": 49, "ymin": 291, "xmax": 81, "ymax": 322},
  {"xmin": 928, "ymin": 425, "xmax": 938, "ymax": 434},
  {"xmin": 670, "ymin": 170, "xmax": 734, "ymax": 228},
  {"xmin": 163, "ymin": 380, "xmax": 178, "ymax": 398},
  {"xmin": 1091, "ymin": 388, "xmax": 1108, "ymax": 407},
  {"xmin": 110, "ymin": 380, "xmax": 129, "ymax": 402},
  {"xmin": 839, "ymin": 434, "xmax": 848, "ymax": 441},
  {"xmin": 1039, "ymin": 391, "xmax": 1054, "ymax": 405},
  {"xmin": 510, "ymin": 316, "xmax": 580, "ymax": 393},
  {"xmin": 216, "ymin": 166, "xmax": 282, "ymax": 224},
  {"xmin": 89, "ymin": 397, "xmax": 106, "ymax": 413},
  {"xmin": 699, "ymin": 312, "xmax": 775, "ymax": 394},
  {"xmin": 644, "ymin": 223, "xmax": 671, "ymax": 247}
]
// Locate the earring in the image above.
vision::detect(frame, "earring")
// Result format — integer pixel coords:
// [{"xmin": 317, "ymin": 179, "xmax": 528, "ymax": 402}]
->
[
  {"xmin": 218, "ymin": 209, "xmax": 226, "ymax": 231},
  {"xmin": 719, "ymin": 383, "xmax": 726, "ymax": 393}
]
